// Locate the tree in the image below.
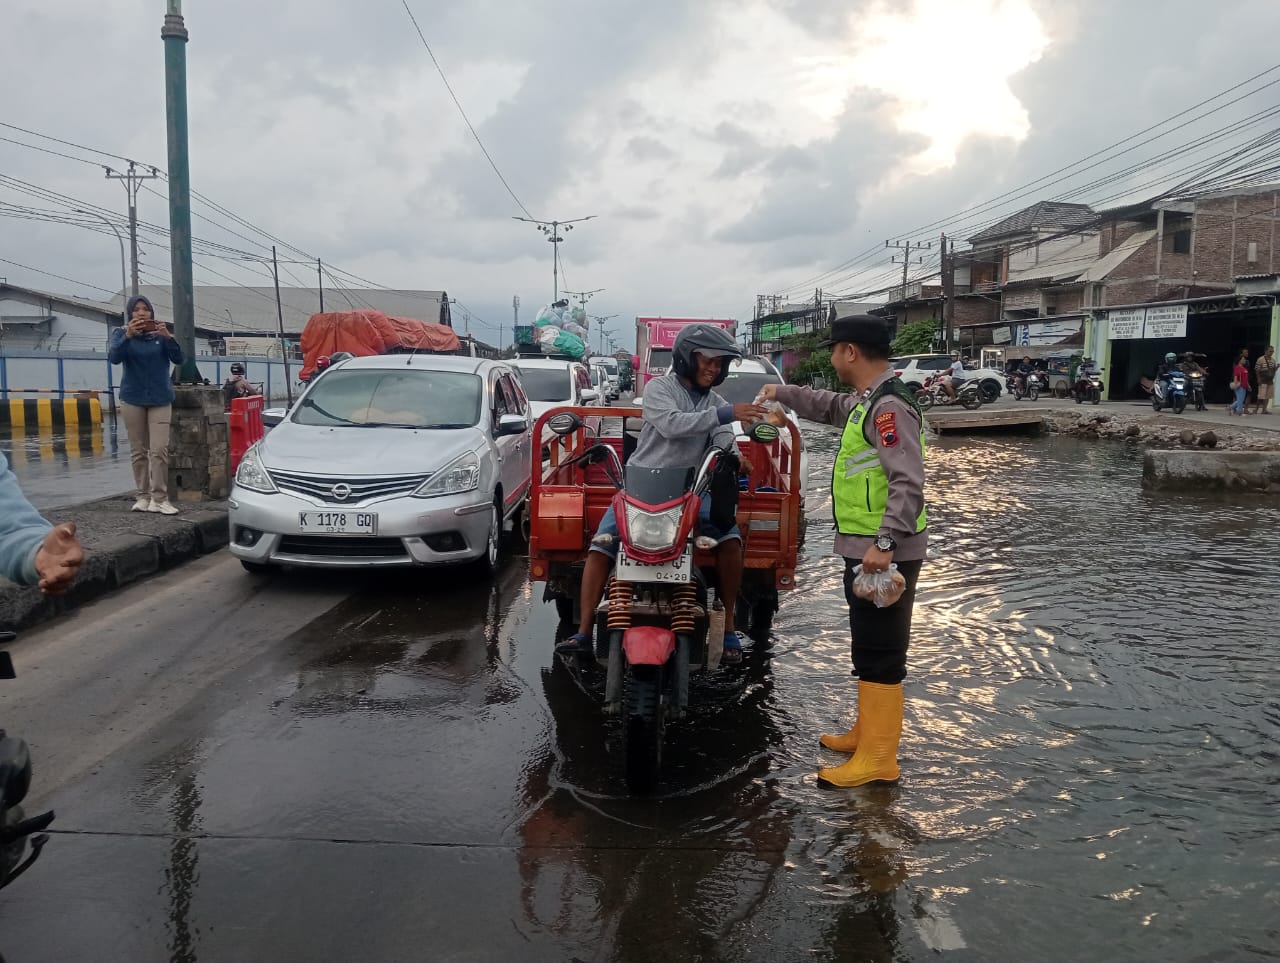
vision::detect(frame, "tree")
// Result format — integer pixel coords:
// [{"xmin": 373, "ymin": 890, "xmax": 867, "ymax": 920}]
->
[
  {"xmin": 781, "ymin": 329, "xmax": 844, "ymax": 391},
  {"xmin": 891, "ymin": 319, "xmax": 938, "ymax": 356}
]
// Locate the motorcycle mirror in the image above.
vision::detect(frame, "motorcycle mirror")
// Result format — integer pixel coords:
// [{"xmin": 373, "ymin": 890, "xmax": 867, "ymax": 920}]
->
[
  {"xmin": 547, "ymin": 412, "xmax": 583, "ymax": 436},
  {"xmin": 745, "ymin": 421, "xmax": 780, "ymax": 443},
  {"xmin": 0, "ymin": 734, "xmax": 32, "ymax": 807}
]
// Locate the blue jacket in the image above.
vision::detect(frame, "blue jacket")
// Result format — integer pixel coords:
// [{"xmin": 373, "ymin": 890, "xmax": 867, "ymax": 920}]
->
[
  {"xmin": 0, "ymin": 451, "xmax": 51, "ymax": 585},
  {"xmin": 108, "ymin": 327, "xmax": 183, "ymax": 406}
]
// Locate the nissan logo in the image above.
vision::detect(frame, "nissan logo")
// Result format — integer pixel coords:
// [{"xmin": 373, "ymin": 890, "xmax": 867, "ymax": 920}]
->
[{"xmin": 330, "ymin": 483, "xmax": 352, "ymax": 501}]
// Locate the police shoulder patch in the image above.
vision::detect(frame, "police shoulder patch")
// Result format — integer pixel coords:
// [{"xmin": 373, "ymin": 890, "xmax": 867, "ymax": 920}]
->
[{"xmin": 876, "ymin": 410, "xmax": 898, "ymax": 448}]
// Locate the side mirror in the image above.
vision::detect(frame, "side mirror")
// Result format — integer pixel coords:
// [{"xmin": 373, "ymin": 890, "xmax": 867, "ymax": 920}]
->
[
  {"xmin": 262, "ymin": 407, "xmax": 287, "ymax": 428},
  {"xmin": 497, "ymin": 413, "xmax": 528, "ymax": 437},
  {"xmin": 547, "ymin": 411, "xmax": 583, "ymax": 436},
  {"xmin": 580, "ymin": 388, "xmax": 599, "ymax": 402}
]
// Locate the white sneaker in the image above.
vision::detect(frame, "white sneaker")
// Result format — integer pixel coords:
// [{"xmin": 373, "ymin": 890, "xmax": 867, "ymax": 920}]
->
[
  {"xmin": 132, "ymin": 497, "xmax": 152, "ymax": 512},
  {"xmin": 149, "ymin": 499, "xmax": 179, "ymax": 515}
]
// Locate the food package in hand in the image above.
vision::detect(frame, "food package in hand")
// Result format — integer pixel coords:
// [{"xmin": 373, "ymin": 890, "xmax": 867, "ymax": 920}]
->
[
  {"xmin": 751, "ymin": 390, "xmax": 788, "ymax": 427},
  {"xmin": 851, "ymin": 563, "xmax": 907, "ymax": 608}
]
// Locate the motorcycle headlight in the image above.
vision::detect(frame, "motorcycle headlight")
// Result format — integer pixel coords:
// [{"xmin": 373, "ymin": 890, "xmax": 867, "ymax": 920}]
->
[
  {"xmin": 235, "ymin": 445, "xmax": 277, "ymax": 493},
  {"xmin": 414, "ymin": 451, "xmax": 481, "ymax": 498},
  {"xmin": 622, "ymin": 503, "xmax": 685, "ymax": 552}
]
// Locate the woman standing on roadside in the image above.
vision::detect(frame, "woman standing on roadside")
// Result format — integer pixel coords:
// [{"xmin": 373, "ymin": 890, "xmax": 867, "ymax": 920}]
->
[
  {"xmin": 1228, "ymin": 348, "xmax": 1250, "ymax": 416},
  {"xmin": 1253, "ymin": 345, "xmax": 1277, "ymax": 415},
  {"xmin": 107, "ymin": 295, "xmax": 183, "ymax": 513}
]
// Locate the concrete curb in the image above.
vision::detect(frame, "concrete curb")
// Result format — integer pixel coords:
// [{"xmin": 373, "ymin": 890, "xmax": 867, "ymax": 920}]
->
[
  {"xmin": 0, "ymin": 495, "xmax": 229, "ymax": 632},
  {"xmin": 1143, "ymin": 449, "xmax": 1280, "ymax": 492}
]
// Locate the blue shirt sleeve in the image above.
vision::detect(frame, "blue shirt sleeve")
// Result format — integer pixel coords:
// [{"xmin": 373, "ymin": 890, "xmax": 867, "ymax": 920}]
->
[{"xmin": 0, "ymin": 451, "xmax": 51, "ymax": 585}]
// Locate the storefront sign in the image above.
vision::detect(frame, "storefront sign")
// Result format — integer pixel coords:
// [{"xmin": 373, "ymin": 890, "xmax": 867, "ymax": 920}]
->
[
  {"xmin": 1105, "ymin": 305, "xmax": 1188, "ymax": 340},
  {"xmin": 1107, "ymin": 309, "xmax": 1145, "ymax": 340},
  {"xmin": 992, "ymin": 325, "xmax": 1013, "ymax": 345},
  {"xmin": 1143, "ymin": 304, "xmax": 1188, "ymax": 338},
  {"xmin": 1016, "ymin": 318, "xmax": 1083, "ymax": 346}
]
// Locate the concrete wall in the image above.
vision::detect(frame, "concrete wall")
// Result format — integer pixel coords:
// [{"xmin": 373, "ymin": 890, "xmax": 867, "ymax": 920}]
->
[{"xmin": 1143, "ymin": 449, "xmax": 1280, "ymax": 492}]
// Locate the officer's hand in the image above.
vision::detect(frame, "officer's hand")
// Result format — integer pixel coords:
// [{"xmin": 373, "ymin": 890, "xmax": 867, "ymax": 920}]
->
[
  {"xmin": 35, "ymin": 523, "xmax": 84, "ymax": 595},
  {"xmin": 733, "ymin": 403, "xmax": 768, "ymax": 423},
  {"xmin": 861, "ymin": 544, "xmax": 893, "ymax": 574},
  {"xmin": 756, "ymin": 384, "xmax": 778, "ymax": 402}
]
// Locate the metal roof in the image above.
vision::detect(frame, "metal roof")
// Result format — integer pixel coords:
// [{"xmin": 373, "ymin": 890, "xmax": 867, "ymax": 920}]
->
[
  {"xmin": 0, "ymin": 282, "xmax": 120, "ymax": 319},
  {"xmin": 113, "ymin": 285, "xmax": 450, "ymax": 336},
  {"xmin": 968, "ymin": 201, "xmax": 1097, "ymax": 244}
]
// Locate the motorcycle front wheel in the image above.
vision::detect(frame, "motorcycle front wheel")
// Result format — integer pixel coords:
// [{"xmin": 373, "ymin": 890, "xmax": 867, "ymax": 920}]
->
[
  {"xmin": 961, "ymin": 391, "xmax": 983, "ymax": 410},
  {"xmin": 1090, "ymin": 388, "xmax": 1101, "ymax": 405},
  {"xmin": 916, "ymin": 391, "xmax": 935, "ymax": 410},
  {"xmin": 1073, "ymin": 389, "xmax": 1082, "ymax": 405},
  {"xmin": 1172, "ymin": 397, "xmax": 1186, "ymax": 415},
  {"xmin": 1028, "ymin": 386, "xmax": 1040, "ymax": 402},
  {"xmin": 623, "ymin": 664, "xmax": 665, "ymax": 794}
]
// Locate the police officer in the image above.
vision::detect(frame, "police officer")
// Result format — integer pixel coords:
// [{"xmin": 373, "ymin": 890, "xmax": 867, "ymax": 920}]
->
[{"xmin": 759, "ymin": 314, "xmax": 926, "ymax": 787}]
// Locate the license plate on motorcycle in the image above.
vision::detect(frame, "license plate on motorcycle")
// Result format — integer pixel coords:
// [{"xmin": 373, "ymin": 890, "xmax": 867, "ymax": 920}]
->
[
  {"xmin": 298, "ymin": 511, "xmax": 378, "ymax": 535},
  {"xmin": 616, "ymin": 547, "xmax": 693, "ymax": 583}
]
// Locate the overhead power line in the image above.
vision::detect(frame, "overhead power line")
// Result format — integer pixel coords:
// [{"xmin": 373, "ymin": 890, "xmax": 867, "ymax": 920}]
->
[{"xmin": 399, "ymin": 0, "xmax": 534, "ymax": 220}]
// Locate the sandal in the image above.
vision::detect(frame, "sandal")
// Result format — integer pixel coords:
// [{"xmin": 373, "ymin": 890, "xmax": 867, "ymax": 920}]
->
[
  {"xmin": 555, "ymin": 632, "xmax": 593, "ymax": 655},
  {"xmin": 721, "ymin": 632, "xmax": 744, "ymax": 666}
]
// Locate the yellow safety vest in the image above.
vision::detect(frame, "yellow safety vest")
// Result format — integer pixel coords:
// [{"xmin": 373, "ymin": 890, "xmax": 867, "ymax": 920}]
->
[{"xmin": 832, "ymin": 380, "xmax": 927, "ymax": 536}]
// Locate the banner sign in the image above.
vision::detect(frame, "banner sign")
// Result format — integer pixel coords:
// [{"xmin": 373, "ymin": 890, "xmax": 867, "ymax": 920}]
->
[{"xmin": 1106, "ymin": 305, "xmax": 1187, "ymax": 340}]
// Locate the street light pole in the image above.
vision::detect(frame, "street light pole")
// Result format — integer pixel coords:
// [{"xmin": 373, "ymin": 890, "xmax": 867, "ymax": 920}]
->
[
  {"xmin": 162, "ymin": 0, "xmax": 201, "ymax": 383},
  {"xmin": 74, "ymin": 208, "xmax": 127, "ymax": 349},
  {"xmin": 512, "ymin": 214, "xmax": 596, "ymax": 303}
]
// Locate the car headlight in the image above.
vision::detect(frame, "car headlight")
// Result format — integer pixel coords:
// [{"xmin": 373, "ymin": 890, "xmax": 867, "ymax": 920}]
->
[
  {"xmin": 235, "ymin": 445, "xmax": 277, "ymax": 493},
  {"xmin": 414, "ymin": 450, "xmax": 481, "ymax": 498},
  {"xmin": 622, "ymin": 503, "xmax": 684, "ymax": 552}
]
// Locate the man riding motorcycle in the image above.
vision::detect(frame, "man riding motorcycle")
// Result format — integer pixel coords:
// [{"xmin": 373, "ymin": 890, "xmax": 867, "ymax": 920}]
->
[
  {"xmin": 942, "ymin": 351, "xmax": 965, "ymax": 400},
  {"xmin": 1156, "ymin": 352, "xmax": 1179, "ymax": 380},
  {"xmin": 555, "ymin": 324, "xmax": 768, "ymax": 665}
]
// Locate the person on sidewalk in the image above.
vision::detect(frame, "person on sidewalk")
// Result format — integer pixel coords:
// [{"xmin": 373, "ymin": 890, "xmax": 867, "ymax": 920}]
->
[
  {"xmin": 1253, "ymin": 345, "xmax": 1276, "ymax": 415},
  {"xmin": 108, "ymin": 296, "xmax": 183, "ymax": 514},
  {"xmin": 556, "ymin": 324, "xmax": 767, "ymax": 666},
  {"xmin": 0, "ymin": 451, "xmax": 84, "ymax": 594},
  {"xmin": 759, "ymin": 315, "xmax": 927, "ymax": 788},
  {"xmin": 1228, "ymin": 349, "xmax": 1250, "ymax": 416}
]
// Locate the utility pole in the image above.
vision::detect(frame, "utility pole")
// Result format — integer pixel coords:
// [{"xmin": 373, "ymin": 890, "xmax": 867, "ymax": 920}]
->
[
  {"xmin": 886, "ymin": 238, "xmax": 930, "ymax": 337},
  {"xmin": 590, "ymin": 314, "xmax": 618, "ymax": 355},
  {"xmin": 940, "ymin": 233, "xmax": 956, "ymax": 354},
  {"xmin": 104, "ymin": 160, "xmax": 159, "ymax": 296},
  {"xmin": 317, "ymin": 257, "xmax": 324, "ymax": 312},
  {"xmin": 161, "ymin": 0, "xmax": 200, "ymax": 382},
  {"xmin": 73, "ymin": 208, "xmax": 128, "ymax": 348},
  {"xmin": 512, "ymin": 215, "xmax": 596, "ymax": 302},
  {"xmin": 271, "ymin": 246, "xmax": 293, "ymax": 405}
]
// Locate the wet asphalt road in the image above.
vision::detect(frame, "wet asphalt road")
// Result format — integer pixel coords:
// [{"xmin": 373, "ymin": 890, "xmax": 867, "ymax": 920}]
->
[
  {"xmin": 1, "ymin": 422, "xmax": 134, "ymax": 509},
  {"xmin": 2, "ymin": 430, "xmax": 1278, "ymax": 962}
]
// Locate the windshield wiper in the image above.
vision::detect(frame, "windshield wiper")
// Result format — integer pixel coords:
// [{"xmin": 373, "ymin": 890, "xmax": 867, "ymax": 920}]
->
[
  {"xmin": 359, "ymin": 421, "xmax": 426, "ymax": 429},
  {"xmin": 422, "ymin": 422, "xmax": 473, "ymax": 429},
  {"xmin": 299, "ymin": 397, "xmax": 363, "ymax": 426}
]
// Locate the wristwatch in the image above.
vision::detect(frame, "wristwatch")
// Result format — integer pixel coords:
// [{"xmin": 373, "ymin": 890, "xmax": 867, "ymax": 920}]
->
[{"xmin": 874, "ymin": 533, "xmax": 896, "ymax": 552}]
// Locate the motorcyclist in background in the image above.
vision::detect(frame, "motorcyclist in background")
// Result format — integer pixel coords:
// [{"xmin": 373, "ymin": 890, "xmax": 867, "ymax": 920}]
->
[
  {"xmin": 942, "ymin": 351, "xmax": 965, "ymax": 400},
  {"xmin": 1156, "ymin": 352, "xmax": 1179, "ymax": 380}
]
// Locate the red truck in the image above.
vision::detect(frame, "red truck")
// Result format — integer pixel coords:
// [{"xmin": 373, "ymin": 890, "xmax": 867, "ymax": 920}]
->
[{"xmin": 633, "ymin": 317, "xmax": 736, "ymax": 393}]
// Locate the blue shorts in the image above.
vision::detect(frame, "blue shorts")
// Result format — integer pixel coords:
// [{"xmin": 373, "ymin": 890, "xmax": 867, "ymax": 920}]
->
[{"xmin": 589, "ymin": 495, "xmax": 741, "ymax": 559}]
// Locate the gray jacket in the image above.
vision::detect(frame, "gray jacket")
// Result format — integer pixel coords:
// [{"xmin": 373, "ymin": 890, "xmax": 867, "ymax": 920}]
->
[
  {"xmin": 632, "ymin": 372, "xmax": 736, "ymax": 470},
  {"xmin": 776, "ymin": 369, "xmax": 928, "ymax": 562}
]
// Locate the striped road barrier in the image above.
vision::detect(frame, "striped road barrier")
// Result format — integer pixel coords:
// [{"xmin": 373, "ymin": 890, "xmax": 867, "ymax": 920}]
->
[{"xmin": 0, "ymin": 393, "xmax": 104, "ymax": 430}]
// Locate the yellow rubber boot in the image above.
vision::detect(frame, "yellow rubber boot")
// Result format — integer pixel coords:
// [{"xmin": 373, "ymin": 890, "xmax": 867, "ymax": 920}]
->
[
  {"xmin": 819, "ymin": 718, "xmax": 859, "ymax": 753},
  {"xmin": 817, "ymin": 681, "xmax": 902, "ymax": 787}
]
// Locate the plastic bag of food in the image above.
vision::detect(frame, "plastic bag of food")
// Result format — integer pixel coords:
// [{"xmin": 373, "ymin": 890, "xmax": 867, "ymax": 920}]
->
[
  {"xmin": 851, "ymin": 563, "xmax": 906, "ymax": 608},
  {"xmin": 751, "ymin": 390, "xmax": 788, "ymax": 427}
]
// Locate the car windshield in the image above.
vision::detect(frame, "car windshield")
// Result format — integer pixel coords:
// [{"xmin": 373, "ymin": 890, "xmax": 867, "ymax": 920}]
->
[
  {"xmin": 513, "ymin": 366, "xmax": 571, "ymax": 402},
  {"xmin": 649, "ymin": 348, "xmax": 672, "ymax": 371},
  {"xmin": 291, "ymin": 369, "xmax": 481, "ymax": 429},
  {"xmin": 717, "ymin": 370, "xmax": 784, "ymax": 406},
  {"xmin": 598, "ymin": 359, "xmax": 618, "ymax": 374}
]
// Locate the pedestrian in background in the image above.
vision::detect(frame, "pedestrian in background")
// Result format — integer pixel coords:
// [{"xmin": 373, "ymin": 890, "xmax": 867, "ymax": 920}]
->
[
  {"xmin": 107, "ymin": 295, "xmax": 183, "ymax": 514},
  {"xmin": 1253, "ymin": 345, "xmax": 1276, "ymax": 415},
  {"xmin": 759, "ymin": 315, "xmax": 927, "ymax": 788},
  {"xmin": 1228, "ymin": 348, "xmax": 1250, "ymax": 416},
  {"xmin": 222, "ymin": 362, "xmax": 255, "ymax": 409}
]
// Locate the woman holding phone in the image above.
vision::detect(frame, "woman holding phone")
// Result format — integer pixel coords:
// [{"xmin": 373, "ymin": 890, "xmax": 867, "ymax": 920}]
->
[{"xmin": 107, "ymin": 295, "xmax": 184, "ymax": 513}]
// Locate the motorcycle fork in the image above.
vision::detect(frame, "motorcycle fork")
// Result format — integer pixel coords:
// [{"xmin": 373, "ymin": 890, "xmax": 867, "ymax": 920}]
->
[{"xmin": 603, "ymin": 576, "xmax": 633, "ymax": 715}]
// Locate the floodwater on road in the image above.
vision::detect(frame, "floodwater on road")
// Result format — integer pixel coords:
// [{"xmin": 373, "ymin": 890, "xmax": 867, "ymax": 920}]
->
[
  {"xmin": 1, "ymin": 427, "xmax": 1277, "ymax": 962},
  {"xmin": 0, "ymin": 418, "xmax": 133, "ymax": 508}
]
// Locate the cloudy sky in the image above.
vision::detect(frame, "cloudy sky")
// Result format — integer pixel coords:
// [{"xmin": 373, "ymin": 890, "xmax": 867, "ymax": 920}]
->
[{"xmin": 3, "ymin": 0, "xmax": 1280, "ymax": 349}]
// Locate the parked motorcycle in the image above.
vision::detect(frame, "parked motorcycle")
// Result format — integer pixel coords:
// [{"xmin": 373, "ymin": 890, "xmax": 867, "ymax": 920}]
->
[
  {"xmin": 1152, "ymin": 370, "xmax": 1188, "ymax": 414},
  {"xmin": 1072, "ymin": 368, "xmax": 1103, "ymax": 405},
  {"xmin": 547, "ymin": 415, "xmax": 782, "ymax": 792},
  {"xmin": 0, "ymin": 633, "xmax": 54, "ymax": 892},
  {"xmin": 916, "ymin": 374, "xmax": 983, "ymax": 410}
]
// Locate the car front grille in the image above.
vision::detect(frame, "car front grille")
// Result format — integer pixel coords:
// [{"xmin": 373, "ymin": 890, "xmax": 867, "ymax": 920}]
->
[
  {"xmin": 270, "ymin": 470, "xmax": 430, "ymax": 504},
  {"xmin": 277, "ymin": 535, "xmax": 410, "ymax": 559}
]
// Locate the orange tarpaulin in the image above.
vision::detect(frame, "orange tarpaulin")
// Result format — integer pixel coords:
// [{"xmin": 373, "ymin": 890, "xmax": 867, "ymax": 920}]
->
[{"xmin": 299, "ymin": 310, "xmax": 460, "ymax": 379}]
